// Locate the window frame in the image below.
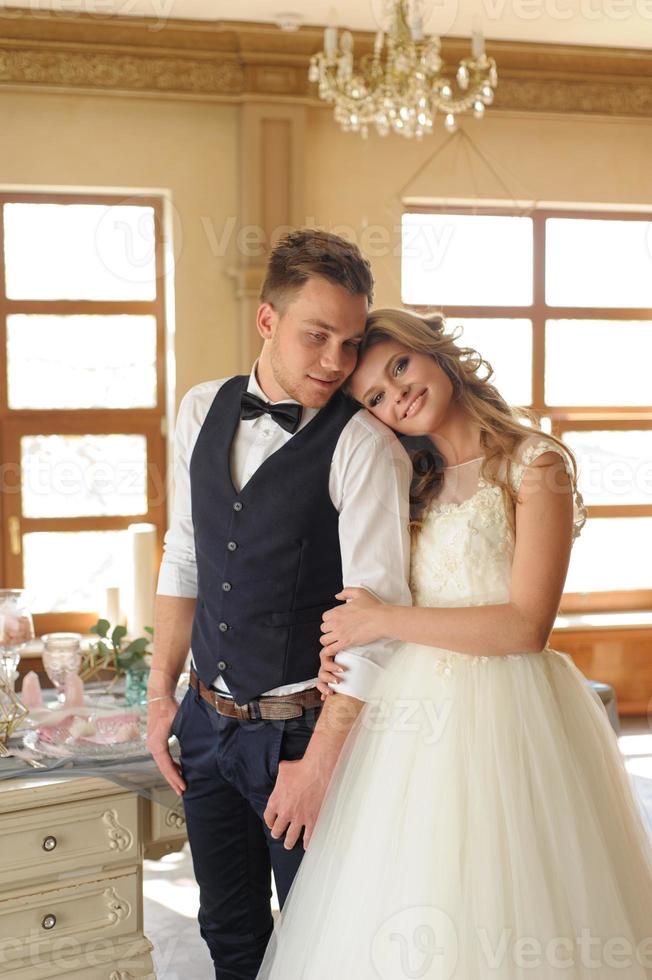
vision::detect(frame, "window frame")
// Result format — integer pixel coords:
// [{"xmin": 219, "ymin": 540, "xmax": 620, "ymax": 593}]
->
[
  {"xmin": 403, "ymin": 204, "xmax": 652, "ymax": 613},
  {"xmin": 0, "ymin": 190, "xmax": 168, "ymax": 635}
]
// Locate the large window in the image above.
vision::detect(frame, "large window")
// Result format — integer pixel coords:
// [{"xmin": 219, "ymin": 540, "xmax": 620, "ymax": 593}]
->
[
  {"xmin": 0, "ymin": 192, "xmax": 168, "ymax": 634},
  {"xmin": 402, "ymin": 207, "xmax": 652, "ymax": 613}
]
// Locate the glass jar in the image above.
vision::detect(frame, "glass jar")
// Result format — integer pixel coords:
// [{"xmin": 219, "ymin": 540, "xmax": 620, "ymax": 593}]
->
[{"xmin": 124, "ymin": 663, "xmax": 150, "ymax": 707}]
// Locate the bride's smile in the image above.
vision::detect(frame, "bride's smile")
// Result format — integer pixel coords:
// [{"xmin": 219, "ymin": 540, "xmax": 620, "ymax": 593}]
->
[{"xmin": 348, "ymin": 338, "xmax": 454, "ymax": 436}]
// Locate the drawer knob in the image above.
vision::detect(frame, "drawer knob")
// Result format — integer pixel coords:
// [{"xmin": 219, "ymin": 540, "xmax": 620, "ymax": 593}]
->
[
  {"xmin": 42, "ymin": 835, "xmax": 57, "ymax": 852},
  {"xmin": 41, "ymin": 913, "xmax": 57, "ymax": 930}
]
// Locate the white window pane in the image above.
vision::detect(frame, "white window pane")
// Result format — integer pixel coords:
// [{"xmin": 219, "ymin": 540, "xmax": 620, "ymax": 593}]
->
[
  {"xmin": 546, "ymin": 218, "xmax": 652, "ymax": 308},
  {"xmin": 401, "ymin": 213, "xmax": 533, "ymax": 307},
  {"xmin": 23, "ymin": 531, "xmax": 129, "ymax": 613},
  {"xmin": 4, "ymin": 203, "xmax": 157, "ymax": 301},
  {"xmin": 545, "ymin": 320, "xmax": 652, "ymax": 406},
  {"xmin": 450, "ymin": 319, "xmax": 532, "ymax": 405},
  {"xmin": 563, "ymin": 430, "xmax": 652, "ymax": 506},
  {"xmin": 21, "ymin": 435, "xmax": 148, "ymax": 518},
  {"xmin": 565, "ymin": 518, "xmax": 652, "ymax": 594},
  {"xmin": 7, "ymin": 315, "xmax": 157, "ymax": 409}
]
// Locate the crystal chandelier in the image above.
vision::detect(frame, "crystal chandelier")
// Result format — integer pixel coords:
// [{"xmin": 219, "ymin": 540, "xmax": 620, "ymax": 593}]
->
[{"xmin": 308, "ymin": 0, "xmax": 498, "ymax": 139}]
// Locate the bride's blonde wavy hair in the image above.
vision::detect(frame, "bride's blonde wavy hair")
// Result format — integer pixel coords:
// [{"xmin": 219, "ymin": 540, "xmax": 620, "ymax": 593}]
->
[{"xmin": 352, "ymin": 308, "xmax": 579, "ymax": 534}]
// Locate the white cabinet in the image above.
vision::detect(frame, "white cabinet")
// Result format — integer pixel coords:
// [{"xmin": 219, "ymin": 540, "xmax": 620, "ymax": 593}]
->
[{"xmin": 0, "ymin": 776, "xmax": 157, "ymax": 979}]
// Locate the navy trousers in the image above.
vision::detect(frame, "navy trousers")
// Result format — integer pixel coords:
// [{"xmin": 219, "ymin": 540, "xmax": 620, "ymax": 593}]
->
[{"xmin": 172, "ymin": 683, "xmax": 322, "ymax": 980}]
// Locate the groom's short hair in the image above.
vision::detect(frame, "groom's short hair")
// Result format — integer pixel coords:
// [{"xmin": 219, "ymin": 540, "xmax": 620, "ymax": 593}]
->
[{"xmin": 260, "ymin": 228, "xmax": 374, "ymax": 313}]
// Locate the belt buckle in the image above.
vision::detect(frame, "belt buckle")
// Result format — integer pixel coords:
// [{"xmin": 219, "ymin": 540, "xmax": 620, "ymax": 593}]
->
[
  {"xmin": 233, "ymin": 700, "xmax": 262, "ymax": 721},
  {"xmin": 248, "ymin": 700, "xmax": 262, "ymax": 721}
]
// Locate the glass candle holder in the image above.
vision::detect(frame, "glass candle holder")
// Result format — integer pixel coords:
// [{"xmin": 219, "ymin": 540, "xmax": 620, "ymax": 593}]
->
[
  {"xmin": 0, "ymin": 588, "xmax": 35, "ymax": 685},
  {"xmin": 41, "ymin": 633, "xmax": 82, "ymax": 704}
]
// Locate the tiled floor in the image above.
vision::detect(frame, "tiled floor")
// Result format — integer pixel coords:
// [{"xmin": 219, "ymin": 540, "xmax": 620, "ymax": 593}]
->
[{"xmin": 144, "ymin": 714, "xmax": 652, "ymax": 979}]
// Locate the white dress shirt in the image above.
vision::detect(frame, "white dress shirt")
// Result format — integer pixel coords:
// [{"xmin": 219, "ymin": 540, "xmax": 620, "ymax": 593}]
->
[{"xmin": 156, "ymin": 363, "xmax": 413, "ymax": 702}]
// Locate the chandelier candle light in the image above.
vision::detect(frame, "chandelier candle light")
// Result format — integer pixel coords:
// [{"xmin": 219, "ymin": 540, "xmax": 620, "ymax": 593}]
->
[{"xmin": 309, "ymin": 0, "xmax": 498, "ymax": 139}]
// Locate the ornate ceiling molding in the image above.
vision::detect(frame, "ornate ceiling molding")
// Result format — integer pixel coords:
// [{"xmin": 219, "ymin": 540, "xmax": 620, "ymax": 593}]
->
[
  {"xmin": 0, "ymin": 9, "xmax": 650, "ymax": 117},
  {"xmin": 0, "ymin": 47, "xmax": 244, "ymax": 94}
]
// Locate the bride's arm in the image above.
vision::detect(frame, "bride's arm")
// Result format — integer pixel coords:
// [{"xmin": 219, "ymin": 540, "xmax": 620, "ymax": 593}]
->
[{"xmin": 320, "ymin": 451, "xmax": 574, "ymax": 662}]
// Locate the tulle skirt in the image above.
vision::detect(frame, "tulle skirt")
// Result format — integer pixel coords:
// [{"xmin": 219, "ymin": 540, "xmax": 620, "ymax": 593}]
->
[{"xmin": 256, "ymin": 643, "xmax": 652, "ymax": 979}]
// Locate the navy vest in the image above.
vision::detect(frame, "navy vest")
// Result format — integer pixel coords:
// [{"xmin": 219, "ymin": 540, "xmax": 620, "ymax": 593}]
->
[{"xmin": 189, "ymin": 375, "xmax": 359, "ymax": 705}]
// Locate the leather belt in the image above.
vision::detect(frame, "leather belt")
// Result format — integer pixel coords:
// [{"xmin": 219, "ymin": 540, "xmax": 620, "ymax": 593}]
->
[{"xmin": 189, "ymin": 669, "xmax": 323, "ymax": 722}]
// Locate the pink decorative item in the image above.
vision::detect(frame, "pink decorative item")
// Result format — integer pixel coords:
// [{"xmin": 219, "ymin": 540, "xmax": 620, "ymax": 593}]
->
[
  {"xmin": 20, "ymin": 670, "xmax": 43, "ymax": 709},
  {"xmin": 63, "ymin": 672, "xmax": 85, "ymax": 708},
  {"xmin": 37, "ymin": 711, "xmax": 141, "ymax": 746}
]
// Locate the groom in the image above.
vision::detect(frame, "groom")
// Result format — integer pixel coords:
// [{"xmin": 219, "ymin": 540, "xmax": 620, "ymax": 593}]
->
[{"xmin": 147, "ymin": 228, "xmax": 412, "ymax": 979}]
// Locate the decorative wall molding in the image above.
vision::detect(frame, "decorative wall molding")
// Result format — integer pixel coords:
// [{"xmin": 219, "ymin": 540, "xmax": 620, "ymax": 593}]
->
[
  {"xmin": 496, "ymin": 76, "xmax": 652, "ymax": 116},
  {"xmin": 0, "ymin": 47, "xmax": 244, "ymax": 93},
  {"xmin": 233, "ymin": 103, "xmax": 306, "ymax": 370},
  {"xmin": 0, "ymin": 9, "xmax": 651, "ymax": 117}
]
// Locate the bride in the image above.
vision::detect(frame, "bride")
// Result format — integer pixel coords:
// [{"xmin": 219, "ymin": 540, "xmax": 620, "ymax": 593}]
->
[{"xmin": 256, "ymin": 308, "xmax": 652, "ymax": 980}]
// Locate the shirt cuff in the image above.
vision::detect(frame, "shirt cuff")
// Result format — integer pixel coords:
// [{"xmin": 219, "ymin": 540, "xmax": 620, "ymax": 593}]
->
[
  {"xmin": 330, "ymin": 649, "xmax": 387, "ymax": 702},
  {"xmin": 156, "ymin": 561, "xmax": 198, "ymax": 599}
]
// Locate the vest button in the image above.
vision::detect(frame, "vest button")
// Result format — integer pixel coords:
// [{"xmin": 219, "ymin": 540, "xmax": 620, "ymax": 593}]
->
[
  {"xmin": 222, "ymin": 582, "xmax": 232, "ymax": 592},
  {"xmin": 227, "ymin": 541, "xmax": 237, "ymax": 552},
  {"xmin": 217, "ymin": 660, "xmax": 227, "ymax": 671},
  {"xmin": 218, "ymin": 622, "xmax": 229, "ymax": 632},
  {"xmin": 233, "ymin": 501, "xmax": 243, "ymax": 512}
]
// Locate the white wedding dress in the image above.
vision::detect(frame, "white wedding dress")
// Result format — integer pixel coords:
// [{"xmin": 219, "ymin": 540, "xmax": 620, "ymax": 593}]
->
[{"xmin": 256, "ymin": 436, "xmax": 652, "ymax": 980}]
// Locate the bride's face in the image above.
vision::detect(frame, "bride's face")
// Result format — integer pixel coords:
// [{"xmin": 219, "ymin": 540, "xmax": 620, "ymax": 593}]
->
[{"xmin": 349, "ymin": 339, "xmax": 454, "ymax": 435}]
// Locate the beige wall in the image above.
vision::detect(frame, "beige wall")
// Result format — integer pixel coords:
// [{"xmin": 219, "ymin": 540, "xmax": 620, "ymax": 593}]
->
[
  {"xmin": 304, "ymin": 107, "xmax": 652, "ymax": 308},
  {"xmin": 2, "ymin": 89, "xmax": 652, "ymax": 407},
  {"xmin": 0, "ymin": 90, "xmax": 239, "ymax": 409}
]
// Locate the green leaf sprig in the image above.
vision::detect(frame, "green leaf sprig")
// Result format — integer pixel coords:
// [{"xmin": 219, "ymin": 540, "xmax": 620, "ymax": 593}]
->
[{"xmin": 88, "ymin": 620, "xmax": 153, "ymax": 674}]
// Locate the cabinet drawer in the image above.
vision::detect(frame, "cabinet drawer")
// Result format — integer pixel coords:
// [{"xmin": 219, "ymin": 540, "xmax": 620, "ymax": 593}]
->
[
  {"xmin": 2, "ymin": 935, "xmax": 155, "ymax": 980},
  {"xmin": 0, "ymin": 871, "xmax": 140, "ymax": 971},
  {"xmin": 0, "ymin": 795, "xmax": 139, "ymax": 888},
  {"xmin": 147, "ymin": 787, "xmax": 186, "ymax": 844}
]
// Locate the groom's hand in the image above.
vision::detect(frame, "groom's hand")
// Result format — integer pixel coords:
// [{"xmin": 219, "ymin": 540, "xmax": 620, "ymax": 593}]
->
[
  {"xmin": 263, "ymin": 757, "xmax": 334, "ymax": 850},
  {"xmin": 147, "ymin": 696, "xmax": 187, "ymax": 797}
]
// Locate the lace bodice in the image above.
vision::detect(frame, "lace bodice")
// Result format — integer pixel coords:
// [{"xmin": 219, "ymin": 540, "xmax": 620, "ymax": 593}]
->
[{"xmin": 410, "ymin": 436, "xmax": 587, "ymax": 610}]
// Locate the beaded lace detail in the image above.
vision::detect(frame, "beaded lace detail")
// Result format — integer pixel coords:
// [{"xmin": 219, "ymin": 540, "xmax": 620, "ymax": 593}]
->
[{"xmin": 409, "ymin": 436, "xmax": 586, "ymax": 672}]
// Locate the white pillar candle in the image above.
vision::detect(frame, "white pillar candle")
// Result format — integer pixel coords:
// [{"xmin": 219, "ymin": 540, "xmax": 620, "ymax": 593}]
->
[
  {"xmin": 127, "ymin": 523, "xmax": 157, "ymax": 640},
  {"xmin": 324, "ymin": 26, "xmax": 338, "ymax": 56},
  {"xmin": 103, "ymin": 586, "xmax": 123, "ymax": 627}
]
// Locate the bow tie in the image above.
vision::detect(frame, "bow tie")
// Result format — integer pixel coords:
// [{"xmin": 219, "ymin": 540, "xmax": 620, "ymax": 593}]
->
[{"xmin": 240, "ymin": 390, "xmax": 303, "ymax": 434}]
